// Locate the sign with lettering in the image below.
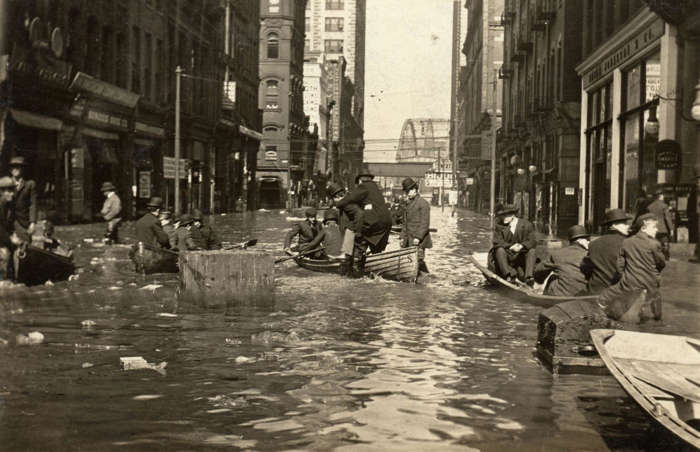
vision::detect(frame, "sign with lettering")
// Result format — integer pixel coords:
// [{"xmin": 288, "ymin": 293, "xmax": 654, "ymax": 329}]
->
[
  {"xmin": 655, "ymin": 139, "xmax": 681, "ymax": 170},
  {"xmin": 135, "ymin": 121, "xmax": 165, "ymax": 137},
  {"xmin": 8, "ymin": 44, "xmax": 72, "ymax": 88},
  {"xmin": 582, "ymin": 19, "xmax": 664, "ymax": 89},
  {"xmin": 138, "ymin": 171, "xmax": 152, "ymax": 198},
  {"xmin": 163, "ymin": 157, "xmax": 189, "ymax": 179},
  {"xmin": 86, "ymin": 109, "xmax": 129, "ymax": 130}
]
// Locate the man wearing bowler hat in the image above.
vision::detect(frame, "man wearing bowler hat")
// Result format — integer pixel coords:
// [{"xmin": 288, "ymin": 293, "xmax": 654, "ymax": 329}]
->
[
  {"xmin": 646, "ymin": 186, "xmax": 673, "ymax": 259},
  {"xmin": 536, "ymin": 225, "xmax": 590, "ymax": 296},
  {"xmin": 8, "ymin": 156, "xmax": 37, "ymax": 238},
  {"xmin": 488, "ymin": 204, "xmax": 537, "ymax": 286},
  {"xmin": 99, "ymin": 181, "xmax": 122, "ymax": 244},
  {"xmin": 0, "ymin": 176, "xmax": 22, "ymax": 281},
  {"xmin": 134, "ymin": 196, "xmax": 170, "ymax": 248},
  {"xmin": 400, "ymin": 177, "xmax": 431, "ymax": 273},
  {"xmin": 172, "ymin": 213, "xmax": 199, "ymax": 251},
  {"xmin": 581, "ymin": 208, "xmax": 632, "ymax": 294}
]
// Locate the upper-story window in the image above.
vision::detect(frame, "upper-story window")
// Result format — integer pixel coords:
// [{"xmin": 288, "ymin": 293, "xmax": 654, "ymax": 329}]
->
[
  {"xmin": 269, "ymin": 0, "xmax": 280, "ymax": 13},
  {"xmin": 266, "ymin": 79, "xmax": 279, "ymax": 96},
  {"xmin": 324, "ymin": 39, "xmax": 343, "ymax": 53},
  {"xmin": 305, "ymin": 17, "xmax": 310, "ymax": 33},
  {"xmin": 325, "ymin": 0, "xmax": 344, "ymax": 10},
  {"xmin": 267, "ymin": 33, "xmax": 279, "ymax": 59},
  {"xmin": 324, "ymin": 17, "xmax": 344, "ymax": 32}
]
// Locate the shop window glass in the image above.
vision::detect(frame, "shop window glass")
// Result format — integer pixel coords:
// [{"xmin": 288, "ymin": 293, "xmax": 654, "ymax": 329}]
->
[
  {"xmin": 645, "ymin": 52, "xmax": 661, "ymax": 102},
  {"xmin": 269, "ymin": 0, "xmax": 280, "ymax": 13},
  {"xmin": 623, "ymin": 113, "xmax": 639, "ymax": 211},
  {"xmin": 625, "ymin": 65, "xmax": 641, "ymax": 110}
]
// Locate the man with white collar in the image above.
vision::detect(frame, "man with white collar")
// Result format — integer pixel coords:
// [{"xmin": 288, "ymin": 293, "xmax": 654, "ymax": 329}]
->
[
  {"xmin": 9, "ymin": 156, "xmax": 37, "ymax": 238},
  {"xmin": 488, "ymin": 204, "xmax": 537, "ymax": 286},
  {"xmin": 582, "ymin": 208, "xmax": 632, "ymax": 294}
]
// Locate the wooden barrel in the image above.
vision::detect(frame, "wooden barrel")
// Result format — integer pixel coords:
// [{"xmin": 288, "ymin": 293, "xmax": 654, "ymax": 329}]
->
[{"xmin": 178, "ymin": 250, "xmax": 275, "ymax": 304}]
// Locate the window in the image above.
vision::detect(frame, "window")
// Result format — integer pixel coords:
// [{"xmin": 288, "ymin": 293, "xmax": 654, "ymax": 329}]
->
[
  {"xmin": 100, "ymin": 26, "xmax": 113, "ymax": 83},
  {"xmin": 265, "ymin": 101, "xmax": 279, "ymax": 110},
  {"xmin": 145, "ymin": 33, "xmax": 152, "ymax": 100},
  {"xmin": 326, "ymin": 0, "xmax": 343, "ymax": 10},
  {"xmin": 585, "ymin": 83, "xmax": 613, "ymax": 231},
  {"xmin": 305, "ymin": 39, "xmax": 310, "ymax": 52},
  {"xmin": 267, "ymin": 33, "xmax": 279, "ymax": 59},
  {"xmin": 324, "ymin": 39, "xmax": 343, "ymax": 53},
  {"xmin": 266, "ymin": 79, "xmax": 279, "ymax": 95},
  {"xmin": 132, "ymin": 26, "xmax": 141, "ymax": 94},
  {"xmin": 324, "ymin": 17, "xmax": 344, "ymax": 32},
  {"xmin": 269, "ymin": 0, "xmax": 279, "ymax": 13},
  {"xmin": 305, "ymin": 17, "xmax": 310, "ymax": 33}
]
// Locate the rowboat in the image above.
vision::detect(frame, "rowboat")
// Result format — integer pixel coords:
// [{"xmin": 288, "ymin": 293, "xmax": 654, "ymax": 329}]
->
[
  {"xmin": 129, "ymin": 243, "xmax": 178, "ymax": 274},
  {"xmin": 590, "ymin": 329, "xmax": 700, "ymax": 449},
  {"xmin": 469, "ymin": 251, "xmax": 598, "ymax": 307},
  {"xmin": 294, "ymin": 246, "xmax": 420, "ymax": 282},
  {"xmin": 14, "ymin": 245, "xmax": 75, "ymax": 286}
]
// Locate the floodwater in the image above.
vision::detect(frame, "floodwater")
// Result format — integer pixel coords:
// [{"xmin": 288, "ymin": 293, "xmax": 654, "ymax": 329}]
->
[{"xmin": 0, "ymin": 208, "xmax": 698, "ymax": 451}]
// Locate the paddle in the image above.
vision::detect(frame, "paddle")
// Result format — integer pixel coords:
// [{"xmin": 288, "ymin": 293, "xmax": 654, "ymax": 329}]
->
[
  {"xmin": 222, "ymin": 239, "xmax": 258, "ymax": 250},
  {"xmin": 274, "ymin": 246, "xmax": 325, "ymax": 264}
]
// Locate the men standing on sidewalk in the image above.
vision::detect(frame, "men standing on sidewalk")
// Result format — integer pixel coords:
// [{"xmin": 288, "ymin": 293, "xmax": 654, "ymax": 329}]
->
[
  {"xmin": 582, "ymin": 209, "xmax": 632, "ymax": 294},
  {"xmin": 9, "ymin": 157, "xmax": 36, "ymax": 240},
  {"xmin": 134, "ymin": 197, "xmax": 170, "ymax": 248},
  {"xmin": 100, "ymin": 182, "xmax": 122, "ymax": 244},
  {"xmin": 646, "ymin": 187, "xmax": 673, "ymax": 260},
  {"xmin": 400, "ymin": 177, "xmax": 432, "ymax": 274}
]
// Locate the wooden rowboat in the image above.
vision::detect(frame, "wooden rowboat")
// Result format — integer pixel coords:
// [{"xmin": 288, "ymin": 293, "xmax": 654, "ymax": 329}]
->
[
  {"xmin": 14, "ymin": 245, "xmax": 75, "ymax": 286},
  {"xmin": 469, "ymin": 251, "xmax": 598, "ymax": 307},
  {"xmin": 294, "ymin": 246, "xmax": 420, "ymax": 283},
  {"xmin": 129, "ymin": 243, "xmax": 178, "ymax": 274},
  {"xmin": 590, "ymin": 329, "xmax": 700, "ymax": 449}
]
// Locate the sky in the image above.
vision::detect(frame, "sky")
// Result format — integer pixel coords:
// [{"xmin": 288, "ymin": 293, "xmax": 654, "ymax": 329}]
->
[{"xmin": 364, "ymin": 0, "xmax": 457, "ymax": 161}]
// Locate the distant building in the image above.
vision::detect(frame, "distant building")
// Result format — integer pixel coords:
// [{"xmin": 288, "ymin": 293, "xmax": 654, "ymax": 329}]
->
[
  {"xmin": 303, "ymin": 51, "xmax": 331, "ymax": 175},
  {"xmin": 258, "ymin": 0, "xmax": 307, "ymax": 209}
]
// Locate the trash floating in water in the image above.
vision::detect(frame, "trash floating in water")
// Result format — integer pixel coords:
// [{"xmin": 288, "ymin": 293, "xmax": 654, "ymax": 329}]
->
[
  {"xmin": 156, "ymin": 312, "xmax": 177, "ymax": 318},
  {"xmin": 206, "ymin": 408, "xmax": 231, "ymax": 414},
  {"xmin": 234, "ymin": 356, "xmax": 254, "ymax": 364},
  {"xmin": 9, "ymin": 308, "xmax": 23, "ymax": 315},
  {"xmin": 82, "ymin": 362, "xmax": 94, "ymax": 368},
  {"xmin": 140, "ymin": 284, "xmax": 163, "ymax": 291},
  {"xmin": 0, "ymin": 337, "xmax": 8, "ymax": 347},
  {"xmin": 120, "ymin": 357, "xmax": 167, "ymax": 375},
  {"xmin": 108, "ymin": 286, "xmax": 121, "ymax": 291},
  {"xmin": 495, "ymin": 419, "xmax": 524, "ymax": 430},
  {"xmin": 132, "ymin": 394, "xmax": 163, "ymax": 401},
  {"xmin": 44, "ymin": 280, "xmax": 54, "ymax": 286},
  {"xmin": 68, "ymin": 274, "xmax": 79, "ymax": 281},
  {"xmin": 251, "ymin": 331, "xmax": 300, "ymax": 345},
  {"xmin": 225, "ymin": 338, "xmax": 242, "ymax": 345},
  {"xmin": 285, "ymin": 216, "xmax": 306, "ymax": 222},
  {"xmin": 81, "ymin": 320, "xmax": 96, "ymax": 328},
  {"xmin": 83, "ymin": 238, "xmax": 94, "ymax": 243},
  {"xmin": 16, "ymin": 331, "xmax": 45, "ymax": 346}
]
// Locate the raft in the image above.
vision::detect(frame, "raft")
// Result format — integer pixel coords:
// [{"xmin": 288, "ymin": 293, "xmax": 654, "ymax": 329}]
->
[
  {"xmin": 15, "ymin": 245, "xmax": 75, "ymax": 286},
  {"xmin": 129, "ymin": 243, "xmax": 179, "ymax": 274},
  {"xmin": 590, "ymin": 329, "xmax": 700, "ymax": 449},
  {"xmin": 294, "ymin": 246, "xmax": 420, "ymax": 282},
  {"xmin": 469, "ymin": 251, "xmax": 598, "ymax": 307}
]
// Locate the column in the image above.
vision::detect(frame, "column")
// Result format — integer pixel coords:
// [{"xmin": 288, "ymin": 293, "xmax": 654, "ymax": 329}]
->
[
  {"xmin": 578, "ymin": 80, "xmax": 588, "ymax": 224},
  {"xmin": 610, "ymin": 69, "xmax": 623, "ymax": 208}
]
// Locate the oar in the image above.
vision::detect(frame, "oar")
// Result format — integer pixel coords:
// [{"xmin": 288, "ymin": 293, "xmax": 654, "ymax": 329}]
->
[
  {"xmin": 223, "ymin": 239, "xmax": 258, "ymax": 250},
  {"xmin": 274, "ymin": 246, "xmax": 324, "ymax": 264}
]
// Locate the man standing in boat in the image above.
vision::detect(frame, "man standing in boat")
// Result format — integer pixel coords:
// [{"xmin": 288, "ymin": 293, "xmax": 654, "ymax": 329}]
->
[
  {"xmin": 488, "ymin": 204, "xmax": 537, "ymax": 286},
  {"xmin": 536, "ymin": 225, "xmax": 590, "ymax": 296},
  {"xmin": 9, "ymin": 157, "xmax": 37, "ymax": 240},
  {"xmin": 134, "ymin": 197, "xmax": 171, "ymax": 249},
  {"xmin": 191, "ymin": 209, "xmax": 221, "ymax": 250},
  {"xmin": 400, "ymin": 177, "xmax": 431, "ymax": 274},
  {"xmin": 99, "ymin": 182, "xmax": 122, "ymax": 245},
  {"xmin": 598, "ymin": 213, "xmax": 665, "ymax": 322},
  {"xmin": 582, "ymin": 208, "xmax": 632, "ymax": 294}
]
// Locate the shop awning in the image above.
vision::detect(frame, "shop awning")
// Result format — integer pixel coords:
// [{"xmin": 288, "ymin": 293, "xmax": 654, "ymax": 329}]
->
[
  {"xmin": 81, "ymin": 127, "xmax": 119, "ymax": 141},
  {"xmin": 10, "ymin": 109, "xmax": 63, "ymax": 131},
  {"xmin": 239, "ymin": 125, "xmax": 263, "ymax": 140}
]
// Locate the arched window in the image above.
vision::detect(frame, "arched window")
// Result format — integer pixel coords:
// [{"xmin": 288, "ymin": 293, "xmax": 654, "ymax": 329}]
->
[
  {"xmin": 267, "ymin": 33, "xmax": 279, "ymax": 59},
  {"xmin": 266, "ymin": 79, "xmax": 279, "ymax": 95},
  {"xmin": 264, "ymin": 126, "xmax": 279, "ymax": 133}
]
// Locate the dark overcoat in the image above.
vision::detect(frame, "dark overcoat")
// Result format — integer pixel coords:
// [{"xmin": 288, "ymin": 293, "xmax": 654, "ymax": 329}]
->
[
  {"xmin": 582, "ymin": 231, "xmax": 626, "ymax": 294},
  {"xmin": 491, "ymin": 218, "xmax": 537, "ymax": 251},
  {"xmin": 14, "ymin": 179, "xmax": 37, "ymax": 229},
  {"xmin": 538, "ymin": 242, "xmax": 588, "ymax": 296},
  {"xmin": 401, "ymin": 195, "xmax": 432, "ymax": 249},
  {"xmin": 134, "ymin": 212, "xmax": 170, "ymax": 248},
  {"xmin": 335, "ymin": 181, "xmax": 392, "ymax": 247},
  {"xmin": 0, "ymin": 199, "xmax": 14, "ymax": 248},
  {"xmin": 284, "ymin": 219, "xmax": 320, "ymax": 249},
  {"xmin": 646, "ymin": 199, "xmax": 674, "ymax": 235}
]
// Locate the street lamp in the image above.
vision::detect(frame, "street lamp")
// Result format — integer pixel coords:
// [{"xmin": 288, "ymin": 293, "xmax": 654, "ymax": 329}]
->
[{"xmin": 692, "ymin": 79, "xmax": 700, "ymax": 122}]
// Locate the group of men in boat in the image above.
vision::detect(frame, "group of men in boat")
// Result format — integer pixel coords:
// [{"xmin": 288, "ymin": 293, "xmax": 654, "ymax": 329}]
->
[
  {"xmin": 488, "ymin": 202, "xmax": 668, "ymax": 322},
  {"xmin": 283, "ymin": 169, "xmax": 432, "ymax": 276}
]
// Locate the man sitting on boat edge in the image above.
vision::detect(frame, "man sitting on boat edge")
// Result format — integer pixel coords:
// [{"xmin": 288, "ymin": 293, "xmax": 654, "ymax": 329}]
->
[
  {"xmin": 134, "ymin": 197, "xmax": 171, "ymax": 249},
  {"xmin": 581, "ymin": 208, "xmax": 632, "ymax": 295},
  {"xmin": 535, "ymin": 225, "xmax": 590, "ymax": 296},
  {"xmin": 172, "ymin": 214, "xmax": 200, "ymax": 251},
  {"xmin": 298, "ymin": 208, "xmax": 344, "ymax": 259},
  {"xmin": 283, "ymin": 207, "xmax": 322, "ymax": 258},
  {"xmin": 488, "ymin": 204, "xmax": 537, "ymax": 287}
]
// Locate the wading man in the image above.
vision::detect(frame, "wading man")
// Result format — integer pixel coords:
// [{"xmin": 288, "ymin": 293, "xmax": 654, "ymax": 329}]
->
[
  {"xmin": 9, "ymin": 156, "xmax": 37, "ymax": 239},
  {"xmin": 646, "ymin": 187, "xmax": 673, "ymax": 260},
  {"xmin": 99, "ymin": 182, "xmax": 122, "ymax": 245},
  {"xmin": 400, "ymin": 177, "xmax": 431, "ymax": 274}
]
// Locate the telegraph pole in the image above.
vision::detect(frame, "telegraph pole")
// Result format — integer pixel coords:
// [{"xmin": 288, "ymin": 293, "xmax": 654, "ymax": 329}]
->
[
  {"xmin": 175, "ymin": 66, "xmax": 182, "ymax": 215},
  {"xmin": 449, "ymin": 0, "xmax": 462, "ymax": 209}
]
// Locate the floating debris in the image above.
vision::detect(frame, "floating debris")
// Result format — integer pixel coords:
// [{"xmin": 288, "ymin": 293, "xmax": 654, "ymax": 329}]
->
[
  {"xmin": 44, "ymin": 280, "xmax": 54, "ymax": 286},
  {"xmin": 156, "ymin": 313, "xmax": 177, "ymax": 318},
  {"xmin": 140, "ymin": 284, "xmax": 163, "ymax": 291},
  {"xmin": 120, "ymin": 357, "xmax": 167, "ymax": 375},
  {"xmin": 0, "ymin": 337, "xmax": 8, "ymax": 347},
  {"xmin": 234, "ymin": 356, "xmax": 254, "ymax": 364},
  {"xmin": 82, "ymin": 362, "xmax": 94, "ymax": 368},
  {"xmin": 225, "ymin": 338, "xmax": 242, "ymax": 345},
  {"xmin": 81, "ymin": 320, "xmax": 96, "ymax": 328},
  {"xmin": 132, "ymin": 394, "xmax": 163, "ymax": 401},
  {"xmin": 16, "ymin": 331, "xmax": 44, "ymax": 346}
]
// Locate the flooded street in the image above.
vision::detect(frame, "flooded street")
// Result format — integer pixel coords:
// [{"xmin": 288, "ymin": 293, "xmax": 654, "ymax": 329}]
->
[{"xmin": 1, "ymin": 207, "xmax": 698, "ymax": 451}]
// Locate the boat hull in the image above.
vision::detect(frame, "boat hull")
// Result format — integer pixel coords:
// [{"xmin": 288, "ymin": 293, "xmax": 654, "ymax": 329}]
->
[
  {"xmin": 15, "ymin": 246, "xmax": 75, "ymax": 286},
  {"xmin": 591, "ymin": 329, "xmax": 700, "ymax": 449},
  {"xmin": 469, "ymin": 252, "xmax": 598, "ymax": 307},
  {"xmin": 129, "ymin": 245, "xmax": 178, "ymax": 274}
]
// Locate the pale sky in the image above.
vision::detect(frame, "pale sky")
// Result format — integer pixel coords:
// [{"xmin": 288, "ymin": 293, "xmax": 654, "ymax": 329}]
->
[{"xmin": 364, "ymin": 0, "xmax": 456, "ymax": 161}]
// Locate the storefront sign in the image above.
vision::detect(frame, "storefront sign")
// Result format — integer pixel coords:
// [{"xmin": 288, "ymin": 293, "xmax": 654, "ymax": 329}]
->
[
  {"xmin": 565, "ymin": 187, "xmax": 576, "ymax": 196},
  {"xmin": 138, "ymin": 171, "xmax": 152, "ymax": 198},
  {"xmin": 70, "ymin": 72, "xmax": 140, "ymax": 108},
  {"xmin": 655, "ymin": 140, "xmax": 681, "ymax": 169},
  {"xmin": 163, "ymin": 157, "xmax": 189, "ymax": 179},
  {"xmin": 8, "ymin": 44, "xmax": 72, "ymax": 88},
  {"xmin": 582, "ymin": 19, "xmax": 664, "ymax": 89},
  {"xmin": 86, "ymin": 109, "xmax": 129, "ymax": 130},
  {"xmin": 135, "ymin": 122, "xmax": 165, "ymax": 137},
  {"xmin": 223, "ymin": 81, "xmax": 236, "ymax": 109}
]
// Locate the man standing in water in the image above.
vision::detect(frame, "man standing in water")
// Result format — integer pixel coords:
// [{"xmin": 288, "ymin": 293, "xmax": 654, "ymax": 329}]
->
[
  {"xmin": 0, "ymin": 177, "xmax": 20, "ymax": 282},
  {"xmin": 400, "ymin": 177, "xmax": 431, "ymax": 274},
  {"xmin": 9, "ymin": 156, "xmax": 37, "ymax": 239},
  {"xmin": 646, "ymin": 187, "xmax": 674, "ymax": 260},
  {"xmin": 99, "ymin": 182, "xmax": 122, "ymax": 244},
  {"xmin": 582, "ymin": 208, "xmax": 632, "ymax": 294}
]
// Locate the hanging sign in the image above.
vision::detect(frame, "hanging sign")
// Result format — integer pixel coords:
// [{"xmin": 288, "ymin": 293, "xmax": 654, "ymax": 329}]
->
[{"xmin": 655, "ymin": 139, "xmax": 681, "ymax": 170}]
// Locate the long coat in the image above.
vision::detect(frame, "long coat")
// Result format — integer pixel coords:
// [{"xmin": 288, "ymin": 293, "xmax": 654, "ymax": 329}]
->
[
  {"xmin": 284, "ymin": 219, "xmax": 320, "ymax": 249},
  {"xmin": 537, "ymin": 242, "xmax": 588, "ymax": 296},
  {"xmin": 401, "ymin": 195, "xmax": 432, "ymax": 249},
  {"xmin": 134, "ymin": 212, "xmax": 170, "ymax": 248},
  {"xmin": 302, "ymin": 223, "xmax": 343, "ymax": 256},
  {"xmin": 14, "ymin": 179, "xmax": 37, "ymax": 229},
  {"xmin": 335, "ymin": 180, "xmax": 392, "ymax": 248},
  {"xmin": 491, "ymin": 218, "xmax": 537, "ymax": 251},
  {"xmin": 582, "ymin": 231, "xmax": 626, "ymax": 294},
  {"xmin": 646, "ymin": 199, "xmax": 674, "ymax": 235}
]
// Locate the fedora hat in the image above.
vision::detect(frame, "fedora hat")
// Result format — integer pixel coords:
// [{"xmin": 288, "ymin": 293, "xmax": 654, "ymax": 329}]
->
[
  {"xmin": 633, "ymin": 212, "xmax": 657, "ymax": 230},
  {"xmin": 146, "ymin": 196, "xmax": 163, "ymax": 208},
  {"xmin": 495, "ymin": 204, "xmax": 518, "ymax": 216},
  {"xmin": 354, "ymin": 167, "xmax": 374, "ymax": 184},
  {"xmin": 402, "ymin": 177, "xmax": 418, "ymax": 192},
  {"xmin": 177, "ymin": 213, "xmax": 194, "ymax": 226},
  {"xmin": 327, "ymin": 182, "xmax": 345, "ymax": 197},
  {"xmin": 0, "ymin": 176, "xmax": 15, "ymax": 189},
  {"xmin": 323, "ymin": 208, "xmax": 339, "ymax": 222},
  {"xmin": 567, "ymin": 225, "xmax": 590, "ymax": 241},
  {"xmin": 601, "ymin": 208, "xmax": 632, "ymax": 225},
  {"xmin": 8, "ymin": 156, "xmax": 27, "ymax": 167},
  {"xmin": 100, "ymin": 181, "xmax": 117, "ymax": 192}
]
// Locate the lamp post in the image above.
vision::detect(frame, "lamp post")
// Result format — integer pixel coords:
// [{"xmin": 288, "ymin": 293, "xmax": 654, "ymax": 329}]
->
[{"xmin": 175, "ymin": 65, "xmax": 182, "ymax": 215}]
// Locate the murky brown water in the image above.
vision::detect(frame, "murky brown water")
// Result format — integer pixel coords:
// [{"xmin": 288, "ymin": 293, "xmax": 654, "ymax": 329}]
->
[{"xmin": 0, "ymin": 208, "xmax": 698, "ymax": 451}]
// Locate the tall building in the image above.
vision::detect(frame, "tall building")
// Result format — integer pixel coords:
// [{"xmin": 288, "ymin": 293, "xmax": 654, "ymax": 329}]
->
[
  {"xmin": 0, "ymin": 0, "xmax": 251, "ymax": 222},
  {"xmin": 461, "ymin": 0, "xmax": 504, "ymax": 213},
  {"xmin": 303, "ymin": 50, "xmax": 331, "ymax": 174},
  {"xmin": 258, "ymin": 0, "xmax": 307, "ymax": 208}
]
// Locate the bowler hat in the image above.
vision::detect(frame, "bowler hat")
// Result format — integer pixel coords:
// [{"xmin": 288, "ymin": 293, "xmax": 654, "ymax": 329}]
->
[
  {"xmin": 354, "ymin": 168, "xmax": 374, "ymax": 184},
  {"xmin": 327, "ymin": 182, "xmax": 345, "ymax": 197},
  {"xmin": 305, "ymin": 207, "xmax": 317, "ymax": 217},
  {"xmin": 8, "ymin": 156, "xmax": 27, "ymax": 167},
  {"xmin": 567, "ymin": 225, "xmax": 590, "ymax": 241},
  {"xmin": 402, "ymin": 177, "xmax": 418, "ymax": 192},
  {"xmin": 601, "ymin": 208, "xmax": 632, "ymax": 225},
  {"xmin": 633, "ymin": 212, "xmax": 657, "ymax": 230},
  {"xmin": 192, "ymin": 208, "xmax": 203, "ymax": 220},
  {"xmin": 323, "ymin": 208, "xmax": 339, "ymax": 222},
  {"xmin": 0, "ymin": 176, "xmax": 15, "ymax": 189},
  {"xmin": 147, "ymin": 196, "xmax": 163, "ymax": 208},
  {"xmin": 495, "ymin": 204, "xmax": 518, "ymax": 216},
  {"xmin": 178, "ymin": 213, "xmax": 194, "ymax": 226},
  {"xmin": 100, "ymin": 181, "xmax": 117, "ymax": 192}
]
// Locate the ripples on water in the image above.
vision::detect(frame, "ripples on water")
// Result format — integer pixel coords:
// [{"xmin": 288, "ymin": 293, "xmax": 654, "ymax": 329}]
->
[{"xmin": 0, "ymin": 208, "xmax": 694, "ymax": 451}]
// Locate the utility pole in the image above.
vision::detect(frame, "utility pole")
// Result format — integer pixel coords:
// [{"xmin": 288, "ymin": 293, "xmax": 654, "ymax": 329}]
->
[
  {"xmin": 449, "ymin": 0, "xmax": 462, "ymax": 210},
  {"xmin": 175, "ymin": 65, "xmax": 182, "ymax": 215}
]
